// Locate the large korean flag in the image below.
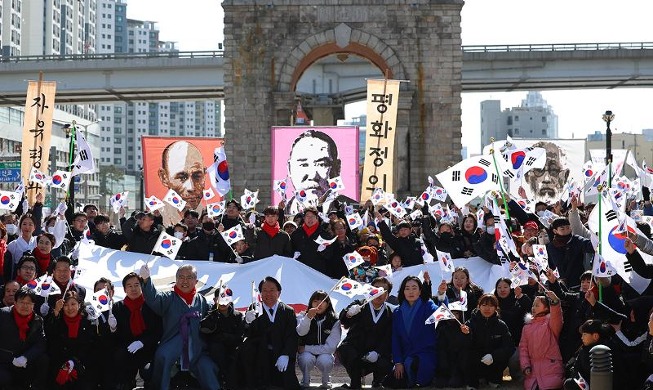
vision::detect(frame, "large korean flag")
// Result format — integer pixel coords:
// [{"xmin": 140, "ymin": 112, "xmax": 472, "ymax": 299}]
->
[
  {"xmin": 436, "ymin": 155, "xmax": 500, "ymax": 208},
  {"xmin": 587, "ymin": 194, "xmax": 651, "ymax": 294}
]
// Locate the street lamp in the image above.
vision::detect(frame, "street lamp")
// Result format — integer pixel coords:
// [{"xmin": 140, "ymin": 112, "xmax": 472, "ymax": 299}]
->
[{"xmin": 602, "ymin": 110, "xmax": 615, "ymax": 165}]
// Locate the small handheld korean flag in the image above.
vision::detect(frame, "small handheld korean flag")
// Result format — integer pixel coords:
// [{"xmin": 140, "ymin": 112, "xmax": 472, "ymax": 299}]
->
[
  {"xmin": 315, "ymin": 236, "xmax": 337, "ymax": 252},
  {"xmin": 436, "ymin": 249, "xmax": 455, "ymax": 273},
  {"xmin": 420, "ymin": 240, "xmax": 434, "ymax": 263},
  {"xmin": 295, "ymin": 189, "xmax": 318, "ymax": 207},
  {"xmin": 144, "ymin": 195, "xmax": 165, "ymax": 212},
  {"xmin": 592, "ymin": 253, "xmax": 617, "ymax": 277},
  {"xmin": 207, "ymin": 200, "xmax": 226, "ymax": 218},
  {"xmin": 240, "ymin": 189, "xmax": 259, "ymax": 210},
  {"xmin": 0, "ymin": 191, "xmax": 19, "ymax": 211},
  {"xmin": 273, "ymin": 179, "xmax": 288, "ymax": 200},
  {"xmin": 573, "ymin": 373, "xmax": 588, "ymax": 389},
  {"xmin": 327, "ymin": 176, "xmax": 346, "ymax": 192},
  {"xmin": 532, "ymin": 244, "xmax": 549, "ymax": 272},
  {"xmin": 334, "ymin": 278, "xmax": 364, "ymax": 297},
  {"xmin": 370, "ymin": 188, "xmax": 385, "ymax": 205},
  {"xmin": 164, "ymin": 189, "xmax": 187, "ymax": 211},
  {"xmin": 432, "ymin": 186, "xmax": 448, "ymax": 202},
  {"xmin": 35, "ymin": 275, "xmax": 61, "ymax": 297},
  {"xmin": 49, "ymin": 170, "xmax": 72, "ymax": 190},
  {"xmin": 110, "ymin": 191, "xmax": 129, "ymax": 213},
  {"xmin": 343, "ymin": 251, "xmax": 365, "ymax": 270},
  {"xmin": 29, "ymin": 167, "xmax": 50, "ymax": 185},
  {"xmin": 374, "ymin": 264, "xmax": 393, "ymax": 278},
  {"xmin": 346, "ymin": 212, "xmax": 363, "ymax": 230},
  {"xmin": 363, "ymin": 285, "xmax": 385, "ymax": 303},
  {"xmin": 386, "ymin": 198, "xmax": 407, "ymax": 219},
  {"xmin": 14, "ymin": 180, "xmax": 24, "ymax": 197},
  {"xmin": 153, "ymin": 231, "xmax": 182, "ymax": 260},
  {"xmin": 425, "ymin": 304, "xmax": 455, "ymax": 327},
  {"xmin": 71, "ymin": 131, "xmax": 96, "ymax": 175},
  {"xmin": 251, "ymin": 283, "xmax": 263, "ymax": 315},
  {"xmin": 221, "ymin": 225, "xmax": 244, "ymax": 246},
  {"xmin": 90, "ymin": 288, "xmax": 111, "ymax": 312},
  {"xmin": 208, "ymin": 146, "xmax": 231, "ymax": 196},
  {"xmin": 203, "ymin": 187, "xmax": 216, "ymax": 201}
]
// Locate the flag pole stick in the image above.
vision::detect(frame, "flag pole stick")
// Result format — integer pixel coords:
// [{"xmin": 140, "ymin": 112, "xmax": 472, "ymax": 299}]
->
[
  {"xmin": 597, "ymin": 186, "xmax": 603, "ymax": 303},
  {"xmin": 316, "ymin": 276, "xmax": 346, "ymax": 308},
  {"xmin": 489, "ymin": 138, "xmax": 511, "ymax": 221}
]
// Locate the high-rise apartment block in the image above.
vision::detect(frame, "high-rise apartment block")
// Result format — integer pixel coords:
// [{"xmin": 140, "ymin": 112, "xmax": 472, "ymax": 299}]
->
[{"xmin": 480, "ymin": 91, "xmax": 558, "ymax": 149}]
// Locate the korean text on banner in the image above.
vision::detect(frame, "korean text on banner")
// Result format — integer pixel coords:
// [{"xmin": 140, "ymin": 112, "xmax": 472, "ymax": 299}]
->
[
  {"xmin": 361, "ymin": 79, "xmax": 401, "ymax": 201},
  {"xmin": 21, "ymin": 79, "xmax": 56, "ymax": 205}
]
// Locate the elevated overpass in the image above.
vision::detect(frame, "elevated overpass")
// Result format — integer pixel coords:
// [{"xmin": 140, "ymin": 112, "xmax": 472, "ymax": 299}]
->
[{"xmin": 0, "ymin": 42, "xmax": 653, "ymax": 105}]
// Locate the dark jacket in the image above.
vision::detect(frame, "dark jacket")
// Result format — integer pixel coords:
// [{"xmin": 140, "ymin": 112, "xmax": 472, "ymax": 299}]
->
[
  {"xmin": 546, "ymin": 234, "xmax": 594, "ymax": 287},
  {"xmin": 245, "ymin": 302, "xmax": 298, "ymax": 359},
  {"xmin": 45, "ymin": 314, "xmax": 97, "ymax": 375},
  {"xmin": 496, "ymin": 292, "xmax": 531, "ymax": 346},
  {"xmin": 473, "ymin": 231, "xmax": 501, "ymax": 265},
  {"xmin": 421, "ymin": 216, "xmax": 465, "ymax": 259},
  {"xmin": 290, "ymin": 224, "xmax": 335, "ymax": 275},
  {"xmin": 253, "ymin": 227, "xmax": 293, "ymax": 260},
  {"xmin": 121, "ymin": 217, "xmax": 163, "ymax": 255},
  {"xmin": 111, "ymin": 299, "xmax": 163, "ymax": 351},
  {"xmin": 377, "ymin": 220, "xmax": 423, "ymax": 267},
  {"xmin": 327, "ymin": 237, "xmax": 355, "ymax": 279},
  {"xmin": 338, "ymin": 300, "xmax": 393, "ymax": 357},
  {"xmin": 92, "ymin": 229, "xmax": 127, "ymax": 251},
  {"xmin": 0, "ymin": 307, "xmax": 46, "ymax": 364},
  {"xmin": 464, "ymin": 309, "xmax": 515, "ymax": 364},
  {"xmin": 176, "ymin": 236, "xmax": 210, "ymax": 260},
  {"xmin": 626, "ymin": 249, "xmax": 653, "ymax": 279},
  {"xmin": 200, "ymin": 304, "xmax": 245, "ymax": 351}
]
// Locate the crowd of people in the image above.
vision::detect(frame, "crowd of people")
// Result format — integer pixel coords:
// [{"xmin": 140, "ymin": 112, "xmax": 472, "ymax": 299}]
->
[{"xmin": 0, "ymin": 184, "xmax": 652, "ymax": 390}]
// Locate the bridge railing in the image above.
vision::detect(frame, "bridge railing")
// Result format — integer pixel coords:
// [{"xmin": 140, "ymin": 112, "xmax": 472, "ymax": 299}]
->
[
  {"xmin": 1, "ymin": 50, "xmax": 224, "ymax": 62},
  {"xmin": 463, "ymin": 42, "xmax": 653, "ymax": 53}
]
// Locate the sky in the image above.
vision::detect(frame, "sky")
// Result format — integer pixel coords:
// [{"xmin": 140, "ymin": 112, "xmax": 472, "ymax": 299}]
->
[{"xmin": 126, "ymin": 0, "xmax": 653, "ymax": 154}]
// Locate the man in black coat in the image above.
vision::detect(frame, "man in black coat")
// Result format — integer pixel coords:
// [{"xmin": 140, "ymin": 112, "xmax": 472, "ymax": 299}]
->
[
  {"xmin": 253, "ymin": 206, "xmax": 293, "ymax": 260},
  {"xmin": 290, "ymin": 207, "xmax": 335, "ymax": 275},
  {"xmin": 237, "ymin": 276, "xmax": 301, "ymax": 389},
  {"xmin": 121, "ymin": 212, "xmax": 163, "ymax": 255},
  {"xmin": 92, "ymin": 214, "xmax": 127, "ymax": 250},
  {"xmin": 376, "ymin": 213, "xmax": 423, "ymax": 267},
  {"xmin": 0, "ymin": 288, "xmax": 48, "ymax": 389},
  {"xmin": 337, "ymin": 276, "xmax": 394, "ymax": 389},
  {"xmin": 546, "ymin": 217, "xmax": 594, "ymax": 288}
]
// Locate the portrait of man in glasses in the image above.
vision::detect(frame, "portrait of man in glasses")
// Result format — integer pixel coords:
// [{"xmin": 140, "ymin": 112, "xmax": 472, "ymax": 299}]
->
[{"xmin": 523, "ymin": 141, "xmax": 570, "ymax": 203}]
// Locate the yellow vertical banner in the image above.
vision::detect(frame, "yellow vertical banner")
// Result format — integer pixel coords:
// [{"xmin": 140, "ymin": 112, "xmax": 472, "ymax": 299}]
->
[
  {"xmin": 360, "ymin": 79, "xmax": 400, "ymax": 201},
  {"xmin": 21, "ymin": 79, "xmax": 56, "ymax": 204}
]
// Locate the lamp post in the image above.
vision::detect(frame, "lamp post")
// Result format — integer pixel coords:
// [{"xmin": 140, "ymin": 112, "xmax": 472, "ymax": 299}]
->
[{"xmin": 602, "ymin": 110, "xmax": 615, "ymax": 165}]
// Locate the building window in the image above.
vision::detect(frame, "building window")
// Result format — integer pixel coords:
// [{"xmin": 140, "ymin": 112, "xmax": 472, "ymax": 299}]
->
[
  {"xmin": 542, "ymin": 129, "xmax": 546, "ymax": 135},
  {"xmin": 542, "ymin": 116, "xmax": 546, "ymax": 122},
  {"xmin": 514, "ymin": 129, "xmax": 519, "ymax": 135},
  {"xmin": 515, "ymin": 116, "xmax": 519, "ymax": 122}
]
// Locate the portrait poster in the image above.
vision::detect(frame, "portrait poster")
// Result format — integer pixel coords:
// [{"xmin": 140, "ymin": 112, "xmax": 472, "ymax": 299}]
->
[
  {"xmin": 271, "ymin": 126, "xmax": 360, "ymax": 214},
  {"xmin": 142, "ymin": 136, "xmax": 224, "ymax": 225},
  {"xmin": 483, "ymin": 138, "xmax": 586, "ymax": 203}
]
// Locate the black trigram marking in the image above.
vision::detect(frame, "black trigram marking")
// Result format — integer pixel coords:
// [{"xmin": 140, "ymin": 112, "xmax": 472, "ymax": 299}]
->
[
  {"xmin": 461, "ymin": 187, "xmax": 473, "ymax": 195},
  {"xmin": 452, "ymin": 171, "xmax": 461, "ymax": 182},
  {"xmin": 479, "ymin": 159, "xmax": 491, "ymax": 166},
  {"xmin": 605, "ymin": 210, "xmax": 617, "ymax": 222},
  {"xmin": 623, "ymin": 260, "xmax": 633, "ymax": 273},
  {"xmin": 503, "ymin": 170, "xmax": 515, "ymax": 179},
  {"xmin": 525, "ymin": 157, "xmax": 537, "ymax": 166}
]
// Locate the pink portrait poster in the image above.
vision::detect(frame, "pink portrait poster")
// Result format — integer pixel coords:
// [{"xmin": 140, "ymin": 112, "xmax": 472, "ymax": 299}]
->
[{"xmin": 271, "ymin": 126, "xmax": 359, "ymax": 213}]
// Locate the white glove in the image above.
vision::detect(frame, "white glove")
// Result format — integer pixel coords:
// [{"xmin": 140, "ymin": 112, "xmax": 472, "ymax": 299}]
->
[
  {"xmin": 107, "ymin": 313, "xmax": 118, "ymax": 330},
  {"xmin": 22, "ymin": 199, "xmax": 29, "ymax": 214},
  {"xmin": 346, "ymin": 304, "xmax": 362, "ymax": 317},
  {"xmin": 12, "ymin": 356, "xmax": 27, "ymax": 368},
  {"xmin": 275, "ymin": 355, "xmax": 289, "ymax": 372},
  {"xmin": 139, "ymin": 264, "xmax": 150, "ymax": 280},
  {"xmin": 234, "ymin": 256, "xmax": 243, "ymax": 264},
  {"xmin": 70, "ymin": 244, "xmax": 80, "ymax": 260},
  {"xmin": 362, "ymin": 351, "xmax": 379, "ymax": 363},
  {"xmin": 40, "ymin": 302, "xmax": 50, "ymax": 317},
  {"xmin": 245, "ymin": 309, "xmax": 257, "ymax": 324},
  {"xmin": 481, "ymin": 353, "xmax": 493, "ymax": 366},
  {"xmin": 127, "ymin": 340, "xmax": 144, "ymax": 354},
  {"xmin": 66, "ymin": 359, "xmax": 75, "ymax": 372},
  {"xmin": 293, "ymin": 251, "xmax": 301, "ymax": 259},
  {"xmin": 317, "ymin": 244, "xmax": 326, "ymax": 252}
]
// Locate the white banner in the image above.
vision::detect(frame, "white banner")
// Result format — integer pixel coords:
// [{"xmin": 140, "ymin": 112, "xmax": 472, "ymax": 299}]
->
[{"xmin": 77, "ymin": 244, "xmax": 509, "ymax": 312}]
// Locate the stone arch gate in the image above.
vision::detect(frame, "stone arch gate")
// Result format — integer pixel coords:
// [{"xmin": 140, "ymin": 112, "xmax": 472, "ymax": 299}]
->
[{"xmin": 223, "ymin": 0, "xmax": 464, "ymax": 202}]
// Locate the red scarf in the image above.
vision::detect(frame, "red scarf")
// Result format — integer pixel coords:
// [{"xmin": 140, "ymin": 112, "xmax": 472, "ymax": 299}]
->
[
  {"xmin": 15, "ymin": 275, "xmax": 29, "ymax": 286},
  {"xmin": 0, "ymin": 240, "xmax": 6, "ymax": 277},
  {"xmin": 12, "ymin": 307, "xmax": 33, "ymax": 341},
  {"xmin": 174, "ymin": 285, "xmax": 196, "ymax": 306},
  {"xmin": 32, "ymin": 247, "xmax": 51, "ymax": 276},
  {"xmin": 123, "ymin": 295, "xmax": 147, "ymax": 337},
  {"xmin": 261, "ymin": 222, "xmax": 280, "ymax": 238},
  {"xmin": 302, "ymin": 223, "xmax": 318, "ymax": 238},
  {"xmin": 63, "ymin": 313, "xmax": 82, "ymax": 339}
]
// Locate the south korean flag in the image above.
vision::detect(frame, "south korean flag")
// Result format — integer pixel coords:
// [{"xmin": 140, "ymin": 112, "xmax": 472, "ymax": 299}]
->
[{"xmin": 0, "ymin": 190, "xmax": 19, "ymax": 211}]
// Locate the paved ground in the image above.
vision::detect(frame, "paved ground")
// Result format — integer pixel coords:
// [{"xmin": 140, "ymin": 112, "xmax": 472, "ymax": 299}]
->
[{"xmin": 165, "ymin": 363, "xmax": 523, "ymax": 389}]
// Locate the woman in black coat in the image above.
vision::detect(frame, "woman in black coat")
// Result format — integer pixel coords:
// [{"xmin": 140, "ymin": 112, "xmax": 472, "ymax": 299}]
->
[
  {"xmin": 110, "ymin": 272, "xmax": 162, "ymax": 390},
  {"xmin": 290, "ymin": 207, "xmax": 335, "ymax": 275},
  {"xmin": 45, "ymin": 290, "xmax": 98, "ymax": 389}
]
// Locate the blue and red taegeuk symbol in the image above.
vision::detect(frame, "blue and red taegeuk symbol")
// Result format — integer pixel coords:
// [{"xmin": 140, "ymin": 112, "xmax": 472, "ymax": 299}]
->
[
  {"xmin": 0, "ymin": 196, "xmax": 10, "ymax": 205},
  {"xmin": 212, "ymin": 205, "xmax": 222, "ymax": 213},
  {"xmin": 98, "ymin": 294, "xmax": 109, "ymax": 305},
  {"xmin": 41, "ymin": 281, "xmax": 51, "ymax": 291},
  {"xmin": 149, "ymin": 200, "xmax": 158, "ymax": 206},
  {"xmin": 369, "ymin": 288, "xmax": 380, "ymax": 296},
  {"xmin": 298, "ymin": 190, "xmax": 307, "ymax": 199},
  {"xmin": 435, "ymin": 188, "xmax": 444, "ymax": 196},
  {"xmin": 517, "ymin": 200, "xmax": 527, "ymax": 209},
  {"xmin": 441, "ymin": 256, "xmax": 448, "ymax": 266},
  {"xmin": 279, "ymin": 181, "xmax": 286, "ymax": 189},
  {"xmin": 52, "ymin": 175, "xmax": 63, "ymax": 185},
  {"xmin": 584, "ymin": 168, "xmax": 594, "ymax": 177},
  {"xmin": 599, "ymin": 261, "xmax": 607, "ymax": 274},
  {"xmin": 161, "ymin": 239, "xmax": 172, "ymax": 249},
  {"xmin": 607, "ymin": 225, "xmax": 636, "ymax": 254},
  {"xmin": 464, "ymin": 166, "xmax": 487, "ymax": 185},
  {"xmin": 228, "ymin": 231, "xmax": 238, "ymax": 239},
  {"xmin": 348, "ymin": 218, "xmax": 356, "ymax": 225},
  {"xmin": 171, "ymin": 196, "xmax": 180, "ymax": 204},
  {"xmin": 347, "ymin": 255, "xmax": 358, "ymax": 263},
  {"xmin": 340, "ymin": 282, "xmax": 353, "ymax": 291},
  {"xmin": 329, "ymin": 181, "xmax": 338, "ymax": 189},
  {"xmin": 218, "ymin": 160, "xmax": 230, "ymax": 180},
  {"xmin": 537, "ymin": 247, "xmax": 545, "ymax": 256},
  {"xmin": 85, "ymin": 229, "xmax": 92, "ymax": 239},
  {"xmin": 115, "ymin": 193, "xmax": 122, "ymax": 200},
  {"xmin": 35, "ymin": 173, "xmax": 43, "ymax": 180},
  {"xmin": 26, "ymin": 279, "xmax": 38, "ymax": 289},
  {"xmin": 511, "ymin": 151, "xmax": 526, "ymax": 169},
  {"xmin": 421, "ymin": 192, "xmax": 430, "ymax": 201}
]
